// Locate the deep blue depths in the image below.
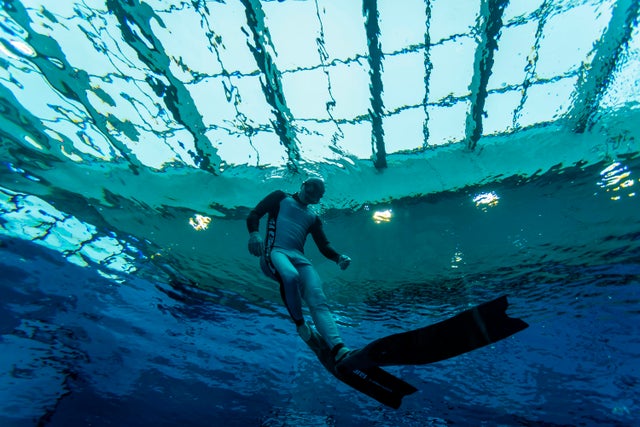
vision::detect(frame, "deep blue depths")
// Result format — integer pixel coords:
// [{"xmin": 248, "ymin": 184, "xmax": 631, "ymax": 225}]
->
[{"xmin": 2, "ymin": 228, "xmax": 639, "ymax": 426}]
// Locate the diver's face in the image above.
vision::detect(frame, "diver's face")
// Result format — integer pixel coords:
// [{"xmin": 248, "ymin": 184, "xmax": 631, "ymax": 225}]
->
[{"xmin": 299, "ymin": 181, "xmax": 325, "ymax": 205}]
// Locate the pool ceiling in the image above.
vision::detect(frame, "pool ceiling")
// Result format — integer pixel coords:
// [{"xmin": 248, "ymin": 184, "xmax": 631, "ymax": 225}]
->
[{"xmin": 1, "ymin": 0, "xmax": 639, "ymax": 174}]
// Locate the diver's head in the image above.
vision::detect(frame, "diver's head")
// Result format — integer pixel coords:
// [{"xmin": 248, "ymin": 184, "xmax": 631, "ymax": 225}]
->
[{"xmin": 298, "ymin": 177, "xmax": 325, "ymax": 205}]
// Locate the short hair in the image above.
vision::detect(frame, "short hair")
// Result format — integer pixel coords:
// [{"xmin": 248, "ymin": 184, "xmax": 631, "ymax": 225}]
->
[{"xmin": 303, "ymin": 177, "xmax": 325, "ymax": 194}]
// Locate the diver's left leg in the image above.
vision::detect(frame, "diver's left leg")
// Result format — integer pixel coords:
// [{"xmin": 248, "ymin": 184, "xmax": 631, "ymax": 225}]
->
[{"xmin": 269, "ymin": 249, "xmax": 305, "ymax": 326}]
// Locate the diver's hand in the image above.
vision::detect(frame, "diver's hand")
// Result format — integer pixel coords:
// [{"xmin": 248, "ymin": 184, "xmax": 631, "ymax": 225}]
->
[
  {"xmin": 248, "ymin": 232, "xmax": 263, "ymax": 257},
  {"xmin": 337, "ymin": 254, "xmax": 351, "ymax": 270}
]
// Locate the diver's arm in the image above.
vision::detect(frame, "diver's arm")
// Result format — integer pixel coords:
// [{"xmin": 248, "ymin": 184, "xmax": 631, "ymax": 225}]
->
[
  {"xmin": 246, "ymin": 190, "xmax": 286, "ymax": 256},
  {"xmin": 310, "ymin": 218, "xmax": 351, "ymax": 269},
  {"xmin": 246, "ymin": 190, "xmax": 285, "ymax": 233}
]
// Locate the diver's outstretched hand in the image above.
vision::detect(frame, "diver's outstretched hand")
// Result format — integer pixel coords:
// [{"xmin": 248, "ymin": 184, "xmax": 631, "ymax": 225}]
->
[
  {"xmin": 337, "ymin": 254, "xmax": 351, "ymax": 270},
  {"xmin": 248, "ymin": 232, "xmax": 263, "ymax": 257}
]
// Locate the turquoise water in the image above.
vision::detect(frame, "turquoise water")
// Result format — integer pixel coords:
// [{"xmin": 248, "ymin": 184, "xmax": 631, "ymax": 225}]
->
[{"xmin": 2, "ymin": 0, "xmax": 640, "ymax": 426}]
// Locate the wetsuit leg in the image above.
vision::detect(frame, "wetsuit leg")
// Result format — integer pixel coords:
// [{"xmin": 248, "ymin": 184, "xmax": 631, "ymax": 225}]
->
[
  {"xmin": 297, "ymin": 259, "xmax": 344, "ymax": 349},
  {"xmin": 269, "ymin": 249, "xmax": 305, "ymax": 326}
]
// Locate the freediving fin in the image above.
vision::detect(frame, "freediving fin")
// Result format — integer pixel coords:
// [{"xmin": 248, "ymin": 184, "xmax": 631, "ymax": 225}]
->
[
  {"xmin": 340, "ymin": 295, "xmax": 528, "ymax": 369},
  {"xmin": 303, "ymin": 295, "xmax": 528, "ymax": 409}
]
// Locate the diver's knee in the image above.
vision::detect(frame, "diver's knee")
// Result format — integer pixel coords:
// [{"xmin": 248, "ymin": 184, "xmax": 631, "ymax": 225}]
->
[
  {"xmin": 305, "ymin": 289, "xmax": 328, "ymax": 309},
  {"xmin": 278, "ymin": 270, "xmax": 300, "ymax": 286},
  {"xmin": 307, "ymin": 298, "xmax": 330, "ymax": 314}
]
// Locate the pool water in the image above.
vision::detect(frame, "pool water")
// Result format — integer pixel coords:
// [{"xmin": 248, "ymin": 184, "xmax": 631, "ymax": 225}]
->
[
  {"xmin": 1, "ymin": 1, "xmax": 640, "ymax": 425},
  {"xmin": 2, "ymin": 152, "xmax": 639, "ymax": 426}
]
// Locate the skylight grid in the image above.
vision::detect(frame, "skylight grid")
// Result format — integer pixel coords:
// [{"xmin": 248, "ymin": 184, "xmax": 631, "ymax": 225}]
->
[{"xmin": 2, "ymin": 0, "xmax": 636, "ymax": 171}]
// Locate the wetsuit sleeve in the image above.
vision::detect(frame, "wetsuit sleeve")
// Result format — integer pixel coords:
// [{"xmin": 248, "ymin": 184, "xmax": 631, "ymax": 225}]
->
[
  {"xmin": 309, "ymin": 217, "xmax": 340, "ymax": 262},
  {"xmin": 246, "ymin": 190, "xmax": 286, "ymax": 233}
]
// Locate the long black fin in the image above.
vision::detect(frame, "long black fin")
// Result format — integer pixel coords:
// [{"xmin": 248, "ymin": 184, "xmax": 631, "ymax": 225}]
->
[{"xmin": 352, "ymin": 295, "xmax": 529, "ymax": 367}]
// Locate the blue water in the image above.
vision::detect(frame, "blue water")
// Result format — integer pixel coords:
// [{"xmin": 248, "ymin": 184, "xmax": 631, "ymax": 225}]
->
[{"xmin": 2, "ymin": 155, "xmax": 640, "ymax": 426}]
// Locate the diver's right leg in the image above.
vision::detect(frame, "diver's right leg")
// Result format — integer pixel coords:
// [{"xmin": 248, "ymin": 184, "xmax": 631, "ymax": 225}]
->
[{"xmin": 269, "ymin": 250, "xmax": 305, "ymax": 329}]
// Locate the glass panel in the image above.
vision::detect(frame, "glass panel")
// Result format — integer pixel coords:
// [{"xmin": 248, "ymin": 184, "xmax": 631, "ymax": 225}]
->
[
  {"xmin": 339, "ymin": 121, "xmax": 373, "ymax": 159},
  {"xmin": 427, "ymin": 102, "xmax": 469, "ymax": 146},
  {"xmin": 384, "ymin": 108, "xmax": 426, "ymax": 153},
  {"xmin": 316, "ymin": 0, "xmax": 368, "ymax": 61},
  {"xmin": 263, "ymin": 0, "xmax": 322, "ymax": 70},
  {"xmin": 382, "ymin": 49, "xmax": 426, "ymax": 112},
  {"xmin": 429, "ymin": 0, "xmax": 479, "ymax": 42},
  {"xmin": 517, "ymin": 77, "xmax": 577, "ymax": 127},
  {"xmin": 325, "ymin": 62, "xmax": 371, "ymax": 120},
  {"xmin": 536, "ymin": 3, "xmax": 612, "ymax": 79},
  {"xmin": 488, "ymin": 22, "xmax": 537, "ymax": 91},
  {"xmin": 281, "ymin": 68, "xmax": 333, "ymax": 120},
  {"xmin": 428, "ymin": 37, "xmax": 476, "ymax": 102},
  {"xmin": 379, "ymin": 0, "xmax": 426, "ymax": 53},
  {"xmin": 483, "ymin": 90, "xmax": 523, "ymax": 135}
]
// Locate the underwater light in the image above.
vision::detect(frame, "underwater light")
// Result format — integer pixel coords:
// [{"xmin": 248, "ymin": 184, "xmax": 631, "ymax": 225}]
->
[
  {"xmin": 189, "ymin": 214, "xmax": 211, "ymax": 231},
  {"xmin": 598, "ymin": 162, "xmax": 635, "ymax": 200},
  {"xmin": 473, "ymin": 192, "xmax": 500, "ymax": 209},
  {"xmin": 372, "ymin": 209, "xmax": 392, "ymax": 224},
  {"xmin": 451, "ymin": 250, "xmax": 464, "ymax": 269}
]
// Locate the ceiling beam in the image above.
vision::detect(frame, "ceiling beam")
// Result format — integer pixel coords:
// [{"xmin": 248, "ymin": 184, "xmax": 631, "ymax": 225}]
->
[
  {"xmin": 465, "ymin": 0, "xmax": 509, "ymax": 151},
  {"xmin": 569, "ymin": 0, "xmax": 640, "ymax": 133},
  {"xmin": 512, "ymin": 1, "xmax": 551, "ymax": 130},
  {"xmin": 363, "ymin": 0, "xmax": 387, "ymax": 169},
  {"xmin": 241, "ymin": 0, "xmax": 301, "ymax": 172},
  {"xmin": 107, "ymin": 0, "xmax": 222, "ymax": 174},
  {"xmin": 422, "ymin": 0, "xmax": 434, "ymax": 149}
]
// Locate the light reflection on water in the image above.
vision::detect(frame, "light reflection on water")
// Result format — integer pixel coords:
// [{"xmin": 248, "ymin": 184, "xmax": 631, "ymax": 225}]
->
[{"xmin": 598, "ymin": 161, "xmax": 637, "ymax": 200}]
